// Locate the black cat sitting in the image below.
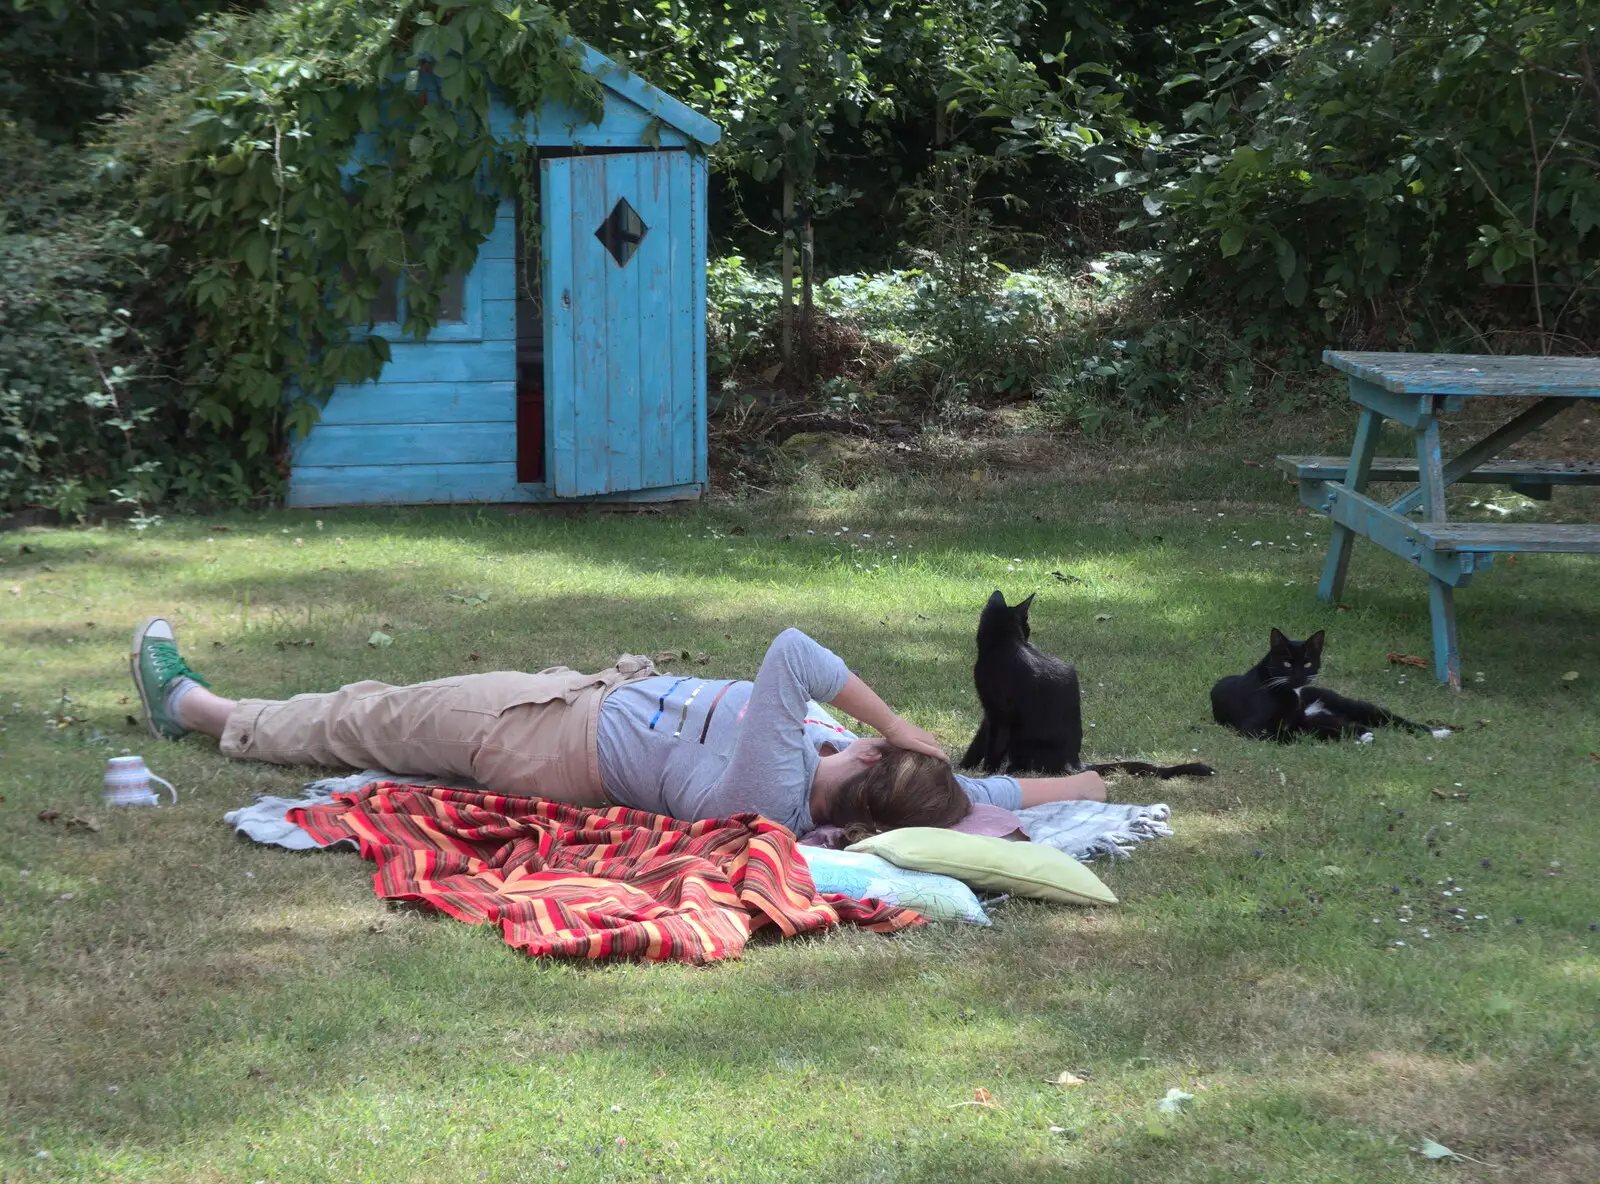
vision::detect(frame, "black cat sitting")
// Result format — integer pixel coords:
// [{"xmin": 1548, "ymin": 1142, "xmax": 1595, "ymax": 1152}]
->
[
  {"xmin": 1211, "ymin": 628, "xmax": 1448, "ymax": 741},
  {"xmin": 961, "ymin": 590, "xmax": 1214, "ymax": 779}
]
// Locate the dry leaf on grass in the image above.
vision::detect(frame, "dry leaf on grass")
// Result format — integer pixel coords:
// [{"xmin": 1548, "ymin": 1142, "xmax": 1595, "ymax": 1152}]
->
[
  {"xmin": 1044, "ymin": 1071, "xmax": 1086, "ymax": 1087},
  {"xmin": 1387, "ymin": 653, "xmax": 1427, "ymax": 668}
]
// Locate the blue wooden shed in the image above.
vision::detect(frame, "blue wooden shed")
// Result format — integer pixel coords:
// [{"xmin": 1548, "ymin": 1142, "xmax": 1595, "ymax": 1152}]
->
[{"xmin": 288, "ymin": 47, "xmax": 720, "ymax": 507}]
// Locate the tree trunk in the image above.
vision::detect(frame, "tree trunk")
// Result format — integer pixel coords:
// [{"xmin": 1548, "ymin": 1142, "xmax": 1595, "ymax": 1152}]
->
[
  {"xmin": 781, "ymin": 169, "xmax": 796, "ymax": 377},
  {"xmin": 800, "ymin": 209, "xmax": 814, "ymax": 383}
]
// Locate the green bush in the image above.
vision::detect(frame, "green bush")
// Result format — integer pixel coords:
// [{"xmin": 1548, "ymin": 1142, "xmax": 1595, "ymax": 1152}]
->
[
  {"xmin": 706, "ymin": 255, "xmax": 782, "ymax": 386},
  {"xmin": 707, "ymin": 256, "xmax": 1078, "ymax": 415},
  {"xmin": 1127, "ymin": 0, "xmax": 1600, "ymax": 348},
  {"xmin": 0, "ymin": 121, "xmax": 169, "ymax": 515}
]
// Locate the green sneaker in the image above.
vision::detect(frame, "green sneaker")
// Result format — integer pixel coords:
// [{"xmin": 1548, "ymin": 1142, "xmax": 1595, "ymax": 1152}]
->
[{"xmin": 130, "ymin": 617, "xmax": 209, "ymax": 741}]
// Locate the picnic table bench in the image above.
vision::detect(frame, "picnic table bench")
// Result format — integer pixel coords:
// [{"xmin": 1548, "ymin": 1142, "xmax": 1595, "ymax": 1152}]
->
[{"xmin": 1277, "ymin": 351, "xmax": 1600, "ymax": 688}]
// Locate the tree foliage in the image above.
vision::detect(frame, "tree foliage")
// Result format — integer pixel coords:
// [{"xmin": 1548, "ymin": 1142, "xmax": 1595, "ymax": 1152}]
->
[
  {"xmin": 557, "ymin": 1, "xmax": 1153, "ymax": 245},
  {"xmin": 6, "ymin": 0, "xmax": 1598, "ymax": 512},
  {"xmin": 1124, "ymin": 0, "xmax": 1600, "ymax": 349},
  {"xmin": 2, "ymin": 0, "xmax": 261, "ymax": 141}
]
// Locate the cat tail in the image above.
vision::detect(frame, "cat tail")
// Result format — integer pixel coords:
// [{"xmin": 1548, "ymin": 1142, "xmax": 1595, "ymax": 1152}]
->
[
  {"xmin": 1396, "ymin": 715, "xmax": 1453, "ymax": 738},
  {"xmin": 1377, "ymin": 707, "xmax": 1446, "ymax": 737},
  {"xmin": 1084, "ymin": 761, "xmax": 1217, "ymax": 780},
  {"xmin": 959, "ymin": 717, "xmax": 991, "ymax": 770}
]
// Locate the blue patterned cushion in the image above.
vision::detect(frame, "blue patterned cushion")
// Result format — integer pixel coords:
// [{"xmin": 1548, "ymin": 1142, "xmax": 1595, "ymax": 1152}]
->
[{"xmin": 800, "ymin": 847, "xmax": 991, "ymax": 925}]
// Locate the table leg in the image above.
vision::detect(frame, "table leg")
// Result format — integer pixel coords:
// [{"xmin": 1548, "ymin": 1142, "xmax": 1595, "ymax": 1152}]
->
[
  {"xmin": 1415, "ymin": 410, "xmax": 1460, "ymax": 687},
  {"xmin": 1388, "ymin": 396, "xmax": 1570, "ymax": 516},
  {"xmin": 1318, "ymin": 405, "xmax": 1381, "ymax": 602},
  {"xmin": 1428, "ymin": 577, "xmax": 1461, "ymax": 689},
  {"xmin": 1414, "ymin": 415, "xmax": 1448, "ymax": 521}
]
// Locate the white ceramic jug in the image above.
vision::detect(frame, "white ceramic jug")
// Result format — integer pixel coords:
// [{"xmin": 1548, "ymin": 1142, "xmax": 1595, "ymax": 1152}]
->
[{"xmin": 103, "ymin": 755, "xmax": 177, "ymax": 807}]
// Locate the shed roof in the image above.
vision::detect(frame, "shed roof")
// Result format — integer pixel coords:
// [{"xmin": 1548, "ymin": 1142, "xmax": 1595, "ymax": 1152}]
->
[{"xmin": 578, "ymin": 42, "xmax": 720, "ymax": 147}]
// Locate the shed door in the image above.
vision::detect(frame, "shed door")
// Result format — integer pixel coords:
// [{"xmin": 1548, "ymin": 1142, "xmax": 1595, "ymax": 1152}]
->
[{"xmin": 541, "ymin": 151, "xmax": 695, "ymax": 497}]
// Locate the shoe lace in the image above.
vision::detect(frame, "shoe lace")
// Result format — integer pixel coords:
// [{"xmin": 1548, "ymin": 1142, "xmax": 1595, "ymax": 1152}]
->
[{"xmin": 148, "ymin": 639, "xmax": 210, "ymax": 691}]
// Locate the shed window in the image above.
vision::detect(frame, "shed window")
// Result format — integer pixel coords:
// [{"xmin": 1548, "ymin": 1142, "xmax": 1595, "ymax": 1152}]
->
[
  {"xmin": 595, "ymin": 197, "xmax": 648, "ymax": 268},
  {"xmin": 371, "ymin": 267, "xmax": 465, "ymax": 325},
  {"xmin": 435, "ymin": 269, "xmax": 465, "ymax": 321},
  {"xmin": 371, "ymin": 271, "xmax": 399, "ymax": 324}
]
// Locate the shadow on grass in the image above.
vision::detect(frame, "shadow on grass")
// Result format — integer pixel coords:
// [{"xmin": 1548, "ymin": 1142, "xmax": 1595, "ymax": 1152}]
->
[
  {"xmin": 120, "ymin": 526, "xmax": 1600, "ymax": 704},
  {"xmin": 2, "ymin": 468, "xmax": 1597, "ymax": 1179}
]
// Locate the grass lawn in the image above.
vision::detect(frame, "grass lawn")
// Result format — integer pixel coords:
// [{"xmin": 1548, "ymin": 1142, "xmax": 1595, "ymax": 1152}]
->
[{"xmin": 2, "ymin": 437, "xmax": 1597, "ymax": 1182}]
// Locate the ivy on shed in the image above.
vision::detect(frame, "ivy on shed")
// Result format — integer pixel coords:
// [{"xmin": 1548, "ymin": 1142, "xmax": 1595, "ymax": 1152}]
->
[{"xmin": 113, "ymin": 0, "xmax": 601, "ymax": 468}]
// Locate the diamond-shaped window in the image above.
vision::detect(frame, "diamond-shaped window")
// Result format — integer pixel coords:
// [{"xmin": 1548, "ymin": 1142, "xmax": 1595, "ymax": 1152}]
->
[{"xmin": 595, "ymin": 197, "xmax": 648, "ymax": 267}]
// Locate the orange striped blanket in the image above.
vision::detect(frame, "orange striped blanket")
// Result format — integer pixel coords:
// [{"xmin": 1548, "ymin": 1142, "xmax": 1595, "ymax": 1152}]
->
[{"xmin": 288, "ymin": 782, "xmax": 924, "ymax": 964}]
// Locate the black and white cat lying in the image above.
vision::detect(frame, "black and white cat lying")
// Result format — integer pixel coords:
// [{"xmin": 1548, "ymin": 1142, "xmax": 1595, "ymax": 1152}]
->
[{"xmin": 1210, "ymin": 628, "xmax": 1451, "ymax": 742}]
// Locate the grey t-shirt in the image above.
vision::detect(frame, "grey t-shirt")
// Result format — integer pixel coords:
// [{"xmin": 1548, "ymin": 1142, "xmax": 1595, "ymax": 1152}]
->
[{"xmin": 596, "ymin": 628, "xmax": 1021, "ymax": 834}]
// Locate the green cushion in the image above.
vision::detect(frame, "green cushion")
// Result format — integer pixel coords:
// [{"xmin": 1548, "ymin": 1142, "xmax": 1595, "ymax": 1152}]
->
[{"xmin": 847, "ymin": 828, "xmax": 1118, "ymax": 906}]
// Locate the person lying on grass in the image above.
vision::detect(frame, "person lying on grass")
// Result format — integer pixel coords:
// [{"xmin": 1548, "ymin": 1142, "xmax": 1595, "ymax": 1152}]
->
[{"xmin": 130, "ymin": 618, "xmax": 1107, "ymax": 841}]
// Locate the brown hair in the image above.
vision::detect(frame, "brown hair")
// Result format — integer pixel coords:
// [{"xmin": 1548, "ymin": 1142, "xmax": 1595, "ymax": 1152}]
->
[{"xmin": 827, "ymin": 745, "xmax": 972, "ymax": 844}]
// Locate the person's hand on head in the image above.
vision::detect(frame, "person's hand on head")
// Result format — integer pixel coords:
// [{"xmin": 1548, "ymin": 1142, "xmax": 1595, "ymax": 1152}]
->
[{"xmin": 880, "ymin": 717, "xmax": 949, "ymax": 763}]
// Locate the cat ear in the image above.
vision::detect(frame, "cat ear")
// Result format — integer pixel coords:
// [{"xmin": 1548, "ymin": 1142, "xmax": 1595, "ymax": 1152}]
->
[
  {"xmin": 1269, "ymin": 627, "xmax": 1289, "ymax": 650},
  {"xmin": 985, "ymin": 589, "xmax": 1008, "ymax": 610},
  {"xmin": 1306, "ymin": 630, "xmax": 1326, "ymax": 656},
  {"xmin": 1016, "ymin": 593, "xmax": 1036, "ymax": 615}
]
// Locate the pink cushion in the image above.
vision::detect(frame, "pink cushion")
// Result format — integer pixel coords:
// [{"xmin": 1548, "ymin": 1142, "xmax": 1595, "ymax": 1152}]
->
[{"xmin": 951, "ymin": 803, "xmax": 1030, "ymax": 841}]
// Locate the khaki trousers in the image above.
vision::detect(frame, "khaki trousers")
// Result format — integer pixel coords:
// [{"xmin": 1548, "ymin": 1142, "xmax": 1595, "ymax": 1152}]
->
[{"xmin": 219, "ymin": 655, "xmax": 657, "ymax": 807}]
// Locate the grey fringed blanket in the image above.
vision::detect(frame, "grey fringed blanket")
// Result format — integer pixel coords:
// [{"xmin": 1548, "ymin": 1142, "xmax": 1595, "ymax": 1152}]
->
[
  {"xmin": 1015, "ymin": 799, "xmax": 1173, "ymax": 861},
  {"xmin": 225, "ymin": 770, "xmax": 1173, "ymax": 864}
]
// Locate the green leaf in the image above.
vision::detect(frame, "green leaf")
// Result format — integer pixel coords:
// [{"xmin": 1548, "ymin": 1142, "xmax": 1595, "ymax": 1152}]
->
[
  {"xmin": 1219, "ymin": 226, "xmax": 1247, "ymax": 258},
  {"xmin": 1276, "ymin": 239, "xmax": 1297, "ymax": 282},
  {"xmin": 1418, "ymin": 1139, "xmax": 1457, "ymax": 1161},
  {"xmin": 367, "ymin": 630, "xmax": 394, "ymax": 648},
  {"xmin": 243, "ymin": 236, "xmax": 269, "ymax": 279},
  {"xmin": 1229, "ymin": 144, "xmax": 1261, "ymax": 175}
]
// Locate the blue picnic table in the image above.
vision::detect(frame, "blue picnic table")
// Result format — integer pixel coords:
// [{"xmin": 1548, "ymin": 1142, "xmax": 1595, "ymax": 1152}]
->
[{"xmin": 1278, "ymin": 351, "xmax": 1600, "ymax": 688}]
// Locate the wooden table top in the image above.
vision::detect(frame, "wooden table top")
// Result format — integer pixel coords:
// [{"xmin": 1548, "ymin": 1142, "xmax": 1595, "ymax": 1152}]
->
[{"xmin": 1324, "ymin": 350, "xmax": 1600, "ymax": 396}]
